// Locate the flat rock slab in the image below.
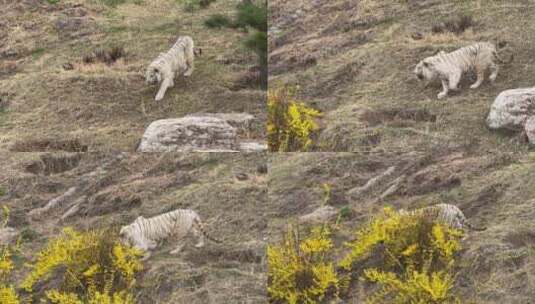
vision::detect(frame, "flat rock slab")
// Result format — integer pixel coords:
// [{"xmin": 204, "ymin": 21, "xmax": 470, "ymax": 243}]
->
[
  {"xmin": 487, "ymin": 87, "xmax": 535, "ymax": 130},
  {"xmin": 194, "ymin": 113, "xmax": 255, "ymax": 130},
  {"xmin": 299, "ymin": 206, "xmax": 338, "ymax": 224},
  {"xmin": 526, "ymin": 116, "xmax": 535, "ymax": 145},
  {"xmin": 239, "ymin": 142, "xmax": 268, "ymax": 152},
  {"xmin": 138, "ymin": 116, "xmax": 239, "ymax": 152}
]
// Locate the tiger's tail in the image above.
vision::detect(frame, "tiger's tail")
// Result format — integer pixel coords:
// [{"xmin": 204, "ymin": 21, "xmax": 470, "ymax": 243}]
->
[{"xmin": 193, "ymin": 217, "xmax": 223, "ymax": 243}]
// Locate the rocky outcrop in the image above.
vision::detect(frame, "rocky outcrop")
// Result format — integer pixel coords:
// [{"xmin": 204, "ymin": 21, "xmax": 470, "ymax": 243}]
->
[
  {"xmin": 298, "ymin": 206, "xmax": 338, "ymax": 224},
  {"xmin": 138, "ymin": 116, "xmax": 239, "ymax": 152},
  {"xmin": 525, "ymin": 116, "xmax": 535, "ymax": 145},
  {"xmin": 486, "ymin": 87, "xmax": 535, "ymax": 131},
  {"xmin": 138, "ymin": 114, "xmax": 267, "ymax": 153}
]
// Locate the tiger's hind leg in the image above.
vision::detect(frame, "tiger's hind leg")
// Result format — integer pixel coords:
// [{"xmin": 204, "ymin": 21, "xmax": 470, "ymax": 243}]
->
[
  {"xmin": 470, "ymin": 65, "xmax": 485, "ymax": 89},
  {"xmin": 489, "ymin": 62, "xmax": 499, "ymax": 83},
  {"xmin": 448, "ymin": 69, "xmax": 462, "ymax": 91},
  {"xmin": 191, "ymin": 225, "xmax": 205, "ymax": 248},
  {"xmin": 183, "ymin": 49, "xmax": 195, "ymax": 77}
]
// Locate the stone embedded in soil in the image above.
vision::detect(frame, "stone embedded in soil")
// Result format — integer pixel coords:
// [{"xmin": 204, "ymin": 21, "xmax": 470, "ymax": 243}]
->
[
  {"xmin": 0, "ymin": 227, "xmax": 18, "ymax": 245},
  {"xmin": 192, "ymin": 113, "xmax": 255, "ymax": 130},
  {"xmin": 137, "ymin": 116, "xmax": 239, "ymax": 153},
  {"xmin": 486, "ymin": 87, "xmax": 535, "ymax": 131},
  {"xmin": 239, "ymin": 141, "xmax": 268, "ymax": 152},
  {"xmin": 138, "ymin": 114, "xmax": 264, "ymax": 153},
  {"xmin": 298, "ymin": 205, "xmax": 339, "ymax": 224},
  {"xmin": 525, "ymin": 116, "xmax": 535, "ymax": 145}
]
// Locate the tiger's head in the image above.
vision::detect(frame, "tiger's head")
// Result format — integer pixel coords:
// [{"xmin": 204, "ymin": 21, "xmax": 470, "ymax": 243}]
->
[
  {"xmin": 414, "ymin": 57, "xmax": 438, "ymax": 82},
  {"xmin": 119, "ymin": 225, "xmax": 135, "ymax": 246},
  {"xmin": 145, "ymin": 66, "xmax": 162, "ymax": 85}
]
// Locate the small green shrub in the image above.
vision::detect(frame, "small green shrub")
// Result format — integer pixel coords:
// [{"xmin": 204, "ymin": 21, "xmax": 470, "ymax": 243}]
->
[
  {"xmin": 46, "ymin": 0, "xmax": 60, "ymax": 4},
  {"xmin": 182, "ymin": 0, "xmax": 215, "ymax": 12},
  {"xmin": 98, "ymin": 0, "xmax": 127, "ymax": 8},
  {"xmin": 31, "ymin": 48, "xmax": 45, "ymax": 60},
  {"xmin": 204, "ymin": 14, "xmax": 231, "ymax": 28}
]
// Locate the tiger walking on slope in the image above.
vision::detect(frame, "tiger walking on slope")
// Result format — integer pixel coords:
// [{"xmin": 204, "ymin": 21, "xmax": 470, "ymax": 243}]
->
[
  {"xmin": 145, "ymin": 36, "xmax": 196, "ymax": 101},
  {"xmin": 399, "ymin": 203, "xmax": 486, "ymax": 231},
  {"xmin": 119, "ymin": 209, "xmax": 221, "ymax": 260},
  {"xmin": 414, "ymin": 42, "xmax": 513, "ymax": 99}
]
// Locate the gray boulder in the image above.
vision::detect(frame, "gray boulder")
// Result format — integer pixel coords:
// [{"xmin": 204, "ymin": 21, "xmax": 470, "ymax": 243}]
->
[
  {"xmin": 525, "ymin": 116, "xmax": 535, "ymax": 145},
  {"xmin": 487, "ymin": 87, "xmax": 535, "ymax": 130},
  {"xmin": 138, "ymin": 116, "xmax": 239, "ymax": 152}
]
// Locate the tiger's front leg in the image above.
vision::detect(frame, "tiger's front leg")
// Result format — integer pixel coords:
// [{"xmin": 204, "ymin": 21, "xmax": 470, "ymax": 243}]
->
[
  {"xmin": 438, "ymin": 78, "xmax": 449, "ymax": 99},
  {"xmin": 155, "ymin": 78, "xmax": 174, "ymax": 101}
]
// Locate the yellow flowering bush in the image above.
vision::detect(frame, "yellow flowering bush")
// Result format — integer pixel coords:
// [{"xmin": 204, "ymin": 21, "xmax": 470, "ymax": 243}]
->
[
  {"xmin": 0, "ymin": 207, "xmax": 20, "ymax": 304},
  {"xmin": 268, "ymin": 86, "xmax": 322, "ymax": 152},
  {"xmin": 268, "ymin": 226, "xmax": 339, "ymax": 303},
  {"xmin": 22, "ymin": 227, "xmax": 143, "ymax": 302},
  {"xmin": 339, "ymin": 207, "xmax": 463, "ymax": 304}
]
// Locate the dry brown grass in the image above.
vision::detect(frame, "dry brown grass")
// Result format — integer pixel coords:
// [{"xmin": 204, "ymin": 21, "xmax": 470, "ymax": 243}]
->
[{"xmin": 0, "ymin": 0, "xmax": 265, "ymax": 152}]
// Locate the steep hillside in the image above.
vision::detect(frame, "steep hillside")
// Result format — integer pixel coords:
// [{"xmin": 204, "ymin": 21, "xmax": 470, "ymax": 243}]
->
[
  {"xmin": 269, "ymin": 0, "xmax": 535, "ymax": 152},
  {"xmin": 268, "ymin": 151, "xmax": 535, "ymax": 303},
  {"xmin": 0, "ymin": 152, "xmax": 267, "ymax": 303},
  {"xmin": 0, "ymin": 0, "xmax": 266, "ymax": 152}
]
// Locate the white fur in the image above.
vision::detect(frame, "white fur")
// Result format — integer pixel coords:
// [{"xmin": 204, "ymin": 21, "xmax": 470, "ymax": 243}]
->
[
  {"xmin": 145, "ymin": 36, "xmax": 195, "ymax": 101},
  {"xmin": 414, "ymin": 42, "xmax": 500, "ymax": 99},
  {"xmin": 120, "ymin": 209, "xmax": 207, "ymax": 260}
]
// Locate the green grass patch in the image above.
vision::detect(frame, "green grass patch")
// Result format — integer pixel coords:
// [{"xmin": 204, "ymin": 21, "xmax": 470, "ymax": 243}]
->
[
  {"xmin": 31, "ymin": 48, "xmax": 45, "ymax": 60},
  {"xmin": 98, "ymin": 0, "xmax": 127, "ymax": 7},
  {"xmin": 204, "ymin": 14, "xmax": 232, "ymax": 28}
]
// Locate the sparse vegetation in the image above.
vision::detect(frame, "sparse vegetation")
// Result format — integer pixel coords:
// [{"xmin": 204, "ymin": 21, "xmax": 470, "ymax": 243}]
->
[
  {"xmin": 183, "ymin": 0, "xmax": 217, "ymax": 12},
  {"xmin": 83, "ymin": 46, "xmax": 125, "ymax": 66},
  {"xmin": 432, "ymin": 14, "xmax": 475, "ymax": 34},
  {"xmin": 204, "ymin": 14, "xmax": 232, "ymax": 28},
  {"xmin": 268, "ymin": 86, "xmax": 322, "ymax": 152},
  {"xmin": 97, "ymin": 0, "xmax": 128, "ymax": 7},
  {"xmin": 205, "ymin": 0, "xmax": 267, "ymax": 87}
]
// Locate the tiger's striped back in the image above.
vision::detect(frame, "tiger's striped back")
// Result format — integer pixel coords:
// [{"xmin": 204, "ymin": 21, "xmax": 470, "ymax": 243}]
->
[
  {"xmin": 129, "ymin": 209, "xmax": 221, "ymax": 243},
  {"xmin": 400, "ymin": 203, "xmax": 485, "ymax": 231},
  {"xmin": 152, "ymin": 36, "xmax": 194, "ymax": 69}
]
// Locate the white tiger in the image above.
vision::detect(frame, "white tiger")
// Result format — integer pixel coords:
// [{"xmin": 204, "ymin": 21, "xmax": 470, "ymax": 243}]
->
[
  {"xmin": 145, "ymin": 36, "xmax": 195, "ymax": 101},
  {"xmin": 119, "ymin": 209, "xmax": 221, "ymax": 260},
  {"xmin": 399, "ymin": 203, "xmax": 485, "ymax": 231},
  {"xmin": 414, "ymin": 42, "xmax": 512, "ymax": 99}
]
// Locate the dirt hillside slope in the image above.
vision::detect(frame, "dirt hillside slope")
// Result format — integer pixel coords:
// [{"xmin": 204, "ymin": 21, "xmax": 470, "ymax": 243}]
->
[
  {"xmin": 0, "ymin": 152, "xmax": 267, "ymax": 303},
  {"xmin": 0, "ymin": 0, "xmax": 265, "ymax": 152},
  {"xmin": 268, "ymin": 151, "xmax": 535, "ymax": 303},
  {"xmin": 269, "ymin": 0, "xmax": 535, "ymax": 152}
]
